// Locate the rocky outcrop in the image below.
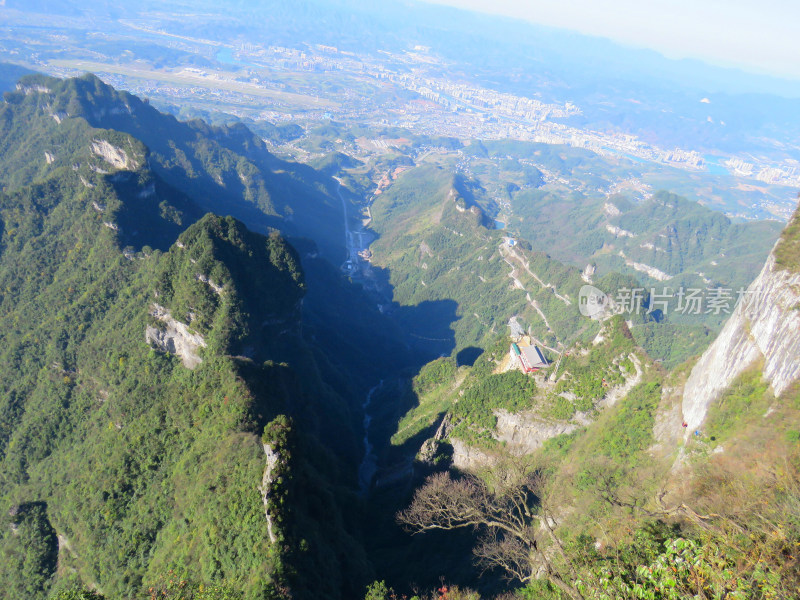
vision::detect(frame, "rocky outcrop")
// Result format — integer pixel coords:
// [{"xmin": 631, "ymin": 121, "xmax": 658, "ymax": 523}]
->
[
  {"xmin": 452, "ymin": 412, "xmax": 583, "ymax": 469},
  {"xmin": 196, "ymin": 274, "xmax": 224, "ymax": 295},
  {"xmin": 618, "ymin": 250, "xmax": 671, "ymax": 281},
  {"xmin": 91, "ymin": 139, "xmax": 139, "ymax": 170},
  {"xmin": 418, "ymin": 414, "xmax": 453, "ymax": 464},
  {"xmin": 258, "ymin": 443, "xmax": 280, "ymax": 544},
  {"xmin": 581, "ymin": 263, "xmax": 596, "ymax": 284},
  {"xmin": 626, "ymin": 260, "xmax": 670, "ymax": 282},
  {"xmin": 603, "ymin": 202, "xmax": 622, "ymax": 217},
  {"xmin": 597, "ymin": 354, "xmax": 643, "ymax": 409},
  {"xmin": 681, "ymin": 252, "xmax": 800, "ymax": 434},
  {"xmin": 606, "ymin": 224, "xmax": 636, "ymax": 238},
  {"xmin": 16, "ymin": 83, "xmax": 52, "ymax": 95},
  {"xmin": 495, "ymin": 411, "xmax": 579, "ymax": 454},
  {"xmin": 451, "ymin": 438, "xmax": 495, "ymax": 471},
  {"xmin": 452, "ymin": 348, "xmax": 643, "ymax": 468},
  {"xmin": 145, "ymin": 304, "xmax": 207, "ymax": 369}
]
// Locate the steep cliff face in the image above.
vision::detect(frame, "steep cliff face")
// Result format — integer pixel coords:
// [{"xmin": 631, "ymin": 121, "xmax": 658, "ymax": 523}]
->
[
  {"xmin": 494, "ymin": 411, "xmax": 580, "ymax": 454},
  {"xmin": 681, "ymin": 229, "xmax": 800, "ymax": 434},
  {"xmin": 145, "ymin": 303, "xmax": 207, "ymax": 369},
  {"xmin": 450, "ymin": 415, "xmax": 580, "ymax": 470}
]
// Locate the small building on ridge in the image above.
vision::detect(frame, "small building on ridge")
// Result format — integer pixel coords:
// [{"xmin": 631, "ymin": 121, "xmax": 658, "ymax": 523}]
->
[{"xmin": 510, "ymin": 342, "xmax": 549, "ymax": 373}]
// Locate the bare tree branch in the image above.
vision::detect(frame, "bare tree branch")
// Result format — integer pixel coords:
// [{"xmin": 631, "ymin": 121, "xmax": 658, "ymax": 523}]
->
[{"xmin": 397, "ymin": 469, "xmax": 585, "ymax": 600}]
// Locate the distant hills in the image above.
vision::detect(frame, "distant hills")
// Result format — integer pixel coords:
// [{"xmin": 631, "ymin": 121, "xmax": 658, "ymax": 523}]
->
[
  {"xmin": 364, "ymin": 160, "xmax": 778, "ymax": 368},
  {"xmin": 368, "ymin": 164, "xmax": 594, "ymax": 356},
  {"xmin": 511, "ymin": 188, "xmax": 782, "ymax": 289},
  {"xmin": 0, "ymin": 68, "xmax": 797, "ymax": 600}
]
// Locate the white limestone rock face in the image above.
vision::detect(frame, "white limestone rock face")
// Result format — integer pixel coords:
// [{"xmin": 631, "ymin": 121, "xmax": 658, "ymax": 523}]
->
[
  {"xmin": 16, "ymin": 83, "xmax": 52, "ymax": 95},
  {"xmin": 451, "ymin": 353, "xmax": 642, "ymax": 467},
  {"xmin": 451, "ymin": 413, "xmax": 582, "ymax": 470},
  {"xmin": 145, "ymin": 304, "xmax": 207, "ymax": 369},
  {"xmin": 259, "ymin": 443, "xmax": 280, "ymax": 544},
  {"xmin": 625, "ymin": 259, "xmax": 671, "ymax": 282},
  {"xmin": 196, "ymin": 274, "xmax": 224, "ymax": 295},
  {"xmin": 603, "ymin": 202, "xmax": 622, "ymax": 217},
  {"xmin": 597, "ymin": 353, "xmax": 643, "ymax": 409},
  {"xmin": 682, "ymin": 253, "xmax": 800, "ymax": 434},
  {"xmin": 494, "ymin": 410, "xmax": 579, "ymax": 454},
  {"xmin": 606, "ymin": 224, "xmax": 636, "ymax": 238},
  {"xmin": 581, "ymin": 263, "xmax": 596, "ymax": 284},
  {"xmin": 451, "ymin": 438, "xmax": 494, "ymax": 471},
  {"xmin": 91, "ymin": 139, "xmax": 140, "ymax": 170}
]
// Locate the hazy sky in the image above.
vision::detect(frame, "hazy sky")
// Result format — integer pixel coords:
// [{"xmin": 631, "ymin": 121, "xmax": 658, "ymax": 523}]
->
[{"xmin": 422, "ymin": 0, "xmax": 800, "ymax": 80}]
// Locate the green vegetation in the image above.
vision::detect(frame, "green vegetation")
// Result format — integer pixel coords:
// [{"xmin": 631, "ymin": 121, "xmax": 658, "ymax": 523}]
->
[
  {"xmin": 0, "ymin": 171, "xmax": 368, "ymax": 598},
  {"xmin": 1, "ymin": 73, "xmax": 347, "ymax": 259},
  {"xmin": 154, "ymin": 214, "xmax": 305, "ymax": 356},
  {"xmin": 369, "ymin": 164, "xmax": 597, "ymax": 356},
  {"xmin": 309, "ymin": 151, "xmax": 364, "ymax": 175},
  {"xmin": 52, "ymin": 590, "xmax": 106, "ymax": 600},
  {"xmin": 0, "ymin": 170, "xmax": 290, "ymax": 597},
  {"xmin": 0, "ymin": 73, "xmax": 384, "ymax": 600},
  {"xmin": 633, "ymin": 322, "xmax": 714, "ymax": 370},
  {"xmin": 539, "ymin": 430, "xmax": 582, "ymax": 461},
  {"xmin": 565, "ymin": 488, "xmax": 800, "ymax": 600},
  {"xmin": 390, "ymin": 359, "xmax": 462, "ymax": 448},
  {"xmin": 450, "ymin": 370, "xmax": 537, "ymax": 445},
  {"xmin": 586, "ymin": 380, "xmax": 661, "ymax": 462},
  {"xmin": 550, "ymin": 377, "xmax": 662, "ymax": 518},
  {"xmin": 391, "ymin": 336, "xmax": 535, "ymax": 450},
  {"xmin": 393, "ymin": 318, "xmax": 641, "ymax": 460},
  {"xmin": 49, "ymin": 580, "xmax": 244, "ymax": 599},
  {"xmin": 704, "ymin": 366, "xmax": 773, "ymax": 444},
  {"xmin": 513, "ymin": 188, "xmax": 781, "ymax": 290},
  {"xmin": 413, "ymin": 357, "xmax": 458, "ymax": 396},
  {"xmin": 0, "ymin": 502, "xmax": 58, "ymax": 598},
  {"xmin": 0, "ymin": 69, "xmax": 797, "ymax": 600},
  {"xmin": 774, "ymin": 204, "xmax": 800, "ymax": 272},
  {"xmin": 552, "ymin": 317, "xmax": 637, "ymax": 414}
]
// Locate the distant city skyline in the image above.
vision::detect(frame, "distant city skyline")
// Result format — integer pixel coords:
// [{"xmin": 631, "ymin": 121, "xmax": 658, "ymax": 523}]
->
[{"xmin": 421, "ymin": 0, "xmax": 800, "ymax": 81}]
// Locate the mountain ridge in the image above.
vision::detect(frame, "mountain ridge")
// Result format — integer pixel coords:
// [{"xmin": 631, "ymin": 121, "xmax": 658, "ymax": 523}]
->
[
  {"xmin": 3, "ymin": 72, "xmax": 348, "ymax": 260},
  {"xmin": 0, "ymin": 68, "xmax": 798, "ymax": 600}
]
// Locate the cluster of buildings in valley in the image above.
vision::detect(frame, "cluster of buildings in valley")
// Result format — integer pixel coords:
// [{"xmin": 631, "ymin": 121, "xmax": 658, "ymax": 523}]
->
[
  {"xmin": 389, "ymin": 73, "xmax": 581, "ymax": 122},
  {"xmin": 239, "ymin": 44, "xmax": 367, "ymax": 73},
  {"xmin": 32, "ymin": 29, "xmax": 800, "ymax": 192},
  {"xmin": 725, "ymin": 157, "xmax": 800, "ymax": 186},
  {"xmin": 275, "ymin": 46, "xmax": 800, "ymax": 185}
]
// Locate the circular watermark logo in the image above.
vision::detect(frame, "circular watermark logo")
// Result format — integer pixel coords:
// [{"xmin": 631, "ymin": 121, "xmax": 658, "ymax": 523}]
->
[{"xmin": 579, "ymin": 285, "xmax": 610, "ymax": 318}]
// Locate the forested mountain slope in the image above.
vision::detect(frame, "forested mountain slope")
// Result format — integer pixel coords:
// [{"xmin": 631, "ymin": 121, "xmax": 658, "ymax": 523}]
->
[
  {"xmin": 370, "ymin": 204, "xmax": 800, "ymax": 599},
  {"xmin": 368, "ymin": 164, "xmax": 600, "ymax": 356},
  {"xmin": 367, "ymin": 164, "xmax": 727, "ymax": 368},
  {"xmin": 0, "ymin": 68, "xmax": 797, "ymax": 600},
  {"xmin": 512, "ymin": 188, "xmax": 782, "ymax": 288},
  {"xmin": 0, "ymin": 72, "xmax": 413, "ymax": 600},
  {"xmin": 0, "ymin": 166, "xmax": 367, "ymax": 598},
  {"xmin": 364, "ymin": 197, "xmax": 800, "ymax": 599},
  {"xmin": 1, "ymin": 73, "xmax": 346, "ymax": 259}
]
